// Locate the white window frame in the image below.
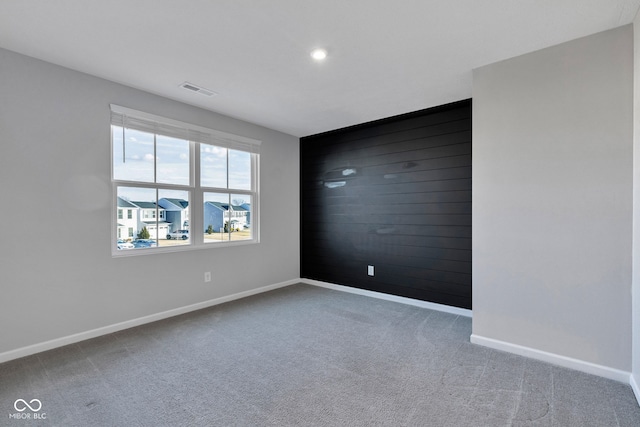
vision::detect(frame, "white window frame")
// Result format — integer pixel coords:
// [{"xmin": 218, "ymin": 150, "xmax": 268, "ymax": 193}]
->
[{"xmin": 111, "ymin": 105, "xmax": 260, "ymax": 256}]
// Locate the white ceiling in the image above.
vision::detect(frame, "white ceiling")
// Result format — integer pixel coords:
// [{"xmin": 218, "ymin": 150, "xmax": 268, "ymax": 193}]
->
[{"xmin": 1, "ymin": 1, "xmax": 639, "ymax": 137}]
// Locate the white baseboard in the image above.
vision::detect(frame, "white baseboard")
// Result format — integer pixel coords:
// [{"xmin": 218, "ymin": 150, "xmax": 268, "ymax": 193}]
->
[
  {"xmin": 631, "ymin": 374, "xmax": 640, "ymax": 406},
  {"xmin": 0, "ymin": 279, "xmax": 299, "ymax": 364},
  {"xmin": 470, "ymin": 334, "xmax": 631, "ymax": 384},
  {"xmin": 301, "ymin": 278, "xmax": 472, "ymax": 318}
]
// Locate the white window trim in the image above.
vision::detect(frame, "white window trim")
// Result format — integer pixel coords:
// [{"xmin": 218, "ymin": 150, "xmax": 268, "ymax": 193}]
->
[{"xmin": 111, "ymin": 105, "xmax": 261, "ymax": 257}]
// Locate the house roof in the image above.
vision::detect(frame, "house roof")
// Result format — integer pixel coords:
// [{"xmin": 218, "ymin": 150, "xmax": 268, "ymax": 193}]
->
[
  {"xmin": 130, "ymin": 201, "xmax": 160, "ymax": 210},
  {"xmin": 160, "ymin": 198, "xmax": 189, "ymax": 209},
  {"xmin": 117, "ymin": 197, "xmax": 137, "ymax": 208},
  {"xmin": 205, "ymin": 202, "xmax": 229, "ymax": 211},
  {"xmin": 205, "ymin": 202, "xmax": 250, "ymax": 212}
]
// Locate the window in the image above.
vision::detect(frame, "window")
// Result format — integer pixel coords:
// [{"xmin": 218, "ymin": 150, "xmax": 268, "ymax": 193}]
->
[
  {"xmin": 201, "ymin": 145, "xmax": 254, "ymax": 243},
  {"xmin": 111, "ymin": 105, "xmax": 260, "ymax": 254}
]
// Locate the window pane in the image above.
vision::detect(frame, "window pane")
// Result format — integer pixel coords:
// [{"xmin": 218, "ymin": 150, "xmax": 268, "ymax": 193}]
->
[
  {"xmin": 117, "ymin": 187, "xmax": 157, "ymax": 250},
  {"xmin": 202, "ymin": 193, "xmax": 252, "ymax": 243},
  {"xmin": 229, "ymin": 150, "xmax": 251, "ymax": 190},
  {"xmin": 158, "ymin": 189, "xmax": 190, "ymax": 247},
  {"xmin": 203, "ymin": 192, "xmax": 230, "ymax": 242},
  {"xmin": 231, "ymin": 194, "xmax": 252, "ymax": 241},
  {"xmin": 157, "ymin": 135, "xmax": 190, "ymax": 186},
  {"xmin": 201, "ymin": 144, "xmax": 227, "ymax": 188},
  {"xmin": 113, "ymin": 127, "xmax": 155, "ymax": 183}
]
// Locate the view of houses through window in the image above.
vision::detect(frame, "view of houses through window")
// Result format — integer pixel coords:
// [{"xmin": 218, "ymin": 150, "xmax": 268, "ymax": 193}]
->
[
  {"xmin": 112, "ymin": 107, "xmax": 258, "ymax": 253},
  {"xmin": 116, "ymin": 187, "xmax": 191, "ymax": 249},
  {"xmin": 203, "ymin": 192, "xmax": 252, "ymax": 242}
]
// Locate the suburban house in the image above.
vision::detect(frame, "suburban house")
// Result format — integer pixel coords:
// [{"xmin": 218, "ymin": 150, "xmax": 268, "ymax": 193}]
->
[
  {"xmin": 204, "ymin": 201, "xmax": 250, "ymax": 233},
  {"xmin": 116, "ymin": 197, "xmax": 171, "ymax": 240},
  {"xmin": 117, "ymin": 197, "xmax": 191, "ymax": 239},
  {"xmin": 158, "ymin": 198, "xmax": 190, "ymax": 234},
  {"xmin": 132, "ymin": 201, "xmax": 169, "ymax": 239},
  {"xmin": 116, "ymin": 197, "xmax": 138, "ymax": 240}
]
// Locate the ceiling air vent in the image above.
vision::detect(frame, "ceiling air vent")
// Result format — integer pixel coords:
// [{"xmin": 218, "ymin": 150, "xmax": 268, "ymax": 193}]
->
[{"xmin": 179, "ymin": 82, "xmax": 217, "ymax": 97}]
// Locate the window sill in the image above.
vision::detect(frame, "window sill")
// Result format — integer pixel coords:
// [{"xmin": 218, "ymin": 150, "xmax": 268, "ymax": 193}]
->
[{"xmin": 112, "ymin": 239, "xmax": 259, "ymax": 257}]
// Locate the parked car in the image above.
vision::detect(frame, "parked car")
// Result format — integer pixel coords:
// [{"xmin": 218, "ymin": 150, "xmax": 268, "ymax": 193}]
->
[
  {"xmin": 117, "ymin": 239, "xmax": 134, "ymax": 250},
  {"xmin": 133, "ymin": 239, "xmax": 157, "ymax": 248},
  {"xmin": 166, "ymin": 229, "xmax": 189, "ymax": 240}
]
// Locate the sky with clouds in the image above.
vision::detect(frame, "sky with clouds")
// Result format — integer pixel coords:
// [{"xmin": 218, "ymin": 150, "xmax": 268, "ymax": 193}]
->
[{"xmin": 113, "ymin": 126, "xmax": 251, "ymax": 205}]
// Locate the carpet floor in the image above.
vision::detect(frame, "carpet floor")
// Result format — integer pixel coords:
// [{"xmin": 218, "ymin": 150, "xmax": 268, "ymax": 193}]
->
[{"xmin": 0, "ymin": 283, "xmax": 638, "ymax": 426}]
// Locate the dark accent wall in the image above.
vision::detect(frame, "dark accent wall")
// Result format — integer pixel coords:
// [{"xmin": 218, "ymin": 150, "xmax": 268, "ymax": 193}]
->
[{"xmin": 300, "ymin": 99, "xmax": 471, "ymax": 309}]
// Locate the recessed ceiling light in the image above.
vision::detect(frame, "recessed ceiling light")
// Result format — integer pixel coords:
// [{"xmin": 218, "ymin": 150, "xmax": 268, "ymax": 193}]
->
[{"xmin": 310, "ymin": 48, "xmax": 328, "ymax": 61}]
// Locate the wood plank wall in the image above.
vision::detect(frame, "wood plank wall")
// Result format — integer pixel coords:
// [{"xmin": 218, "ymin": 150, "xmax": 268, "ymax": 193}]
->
[{"xmin": 300, "ymin": 99, "xmax": 471, "ymax": 309}]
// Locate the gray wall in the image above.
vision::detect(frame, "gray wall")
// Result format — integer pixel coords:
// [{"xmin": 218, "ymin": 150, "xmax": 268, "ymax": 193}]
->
[
  {"xmin": 472, "ymin": 25, "xmax": 633, "ymax": 371},
  {"xmin": 633, "ymin": 15, "xmax": 640, "ymax": 391},
  {"xmin": 0, "ymin": 48, "xmax": 300, "ymax": 355}
]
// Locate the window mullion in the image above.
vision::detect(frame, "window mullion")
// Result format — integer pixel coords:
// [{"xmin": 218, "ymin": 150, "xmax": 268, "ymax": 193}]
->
[
  {"xmin": 227, "ymin": 193, "xmax": 231, "ymax": 241},
  {"xmin": 122, "ymin": 125, "xmax": 125, "ymax": 164},
  {"xmin": 155, "ymin": 188, "xmax": 159, "ymax": 241},
  {"xmin": 153, "ymin": 133, "xmax": 157, "ymax": 184},
  {"xmin": 193, "ymin": 141, "xmax": 202, "ymax": 246}
]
